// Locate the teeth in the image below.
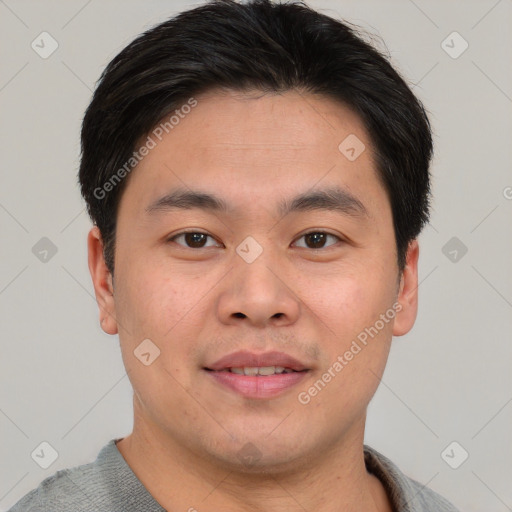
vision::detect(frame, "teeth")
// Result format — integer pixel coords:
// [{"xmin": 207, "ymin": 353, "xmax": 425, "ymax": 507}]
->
[
  {"xmin": 257, "ymin": 366, "xmax": 276, "ymax": 376},
  {"xmin": 228, "ymin": 366, "xmax": 294, "ymax": 376}
]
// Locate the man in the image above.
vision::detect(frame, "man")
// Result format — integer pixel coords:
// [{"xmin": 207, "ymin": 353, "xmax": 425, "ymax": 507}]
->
[{"xmin": 8, "ymin": 0, "xmax": 460, "ymax": 510}]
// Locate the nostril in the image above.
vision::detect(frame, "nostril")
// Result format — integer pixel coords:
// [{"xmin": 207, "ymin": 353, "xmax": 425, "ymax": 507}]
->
[{"xmin": 233, "ymin": 312, "xmax": 246, "ymax": 318}]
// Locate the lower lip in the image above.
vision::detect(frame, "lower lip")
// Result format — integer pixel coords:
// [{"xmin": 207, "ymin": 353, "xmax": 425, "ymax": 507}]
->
[{"xmin": 206, "ymin": 370, "xmax": 308, "ymax": 399}]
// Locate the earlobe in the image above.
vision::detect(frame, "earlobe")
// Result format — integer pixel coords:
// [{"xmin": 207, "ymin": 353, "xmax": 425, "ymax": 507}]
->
[
  {"xmin": 87, "ymin": 226, "xmax": 118, "ymax": 335},
  {"xmin": 392, "ymin": 240, "xmax": 420, "ymax": 337}
]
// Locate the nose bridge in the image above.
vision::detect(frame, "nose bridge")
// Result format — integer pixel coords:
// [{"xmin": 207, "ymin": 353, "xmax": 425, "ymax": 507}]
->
[
  {"xmin": 216, "ymin": 236, "xmax": 300, "ymax": 327},
  {"xmin": 237, "ymin": 246, "xmax": 281, "ymax": 295},
  {"xmin": 235, "ymin": 237, "xmax": 284, "ymax": 301}
]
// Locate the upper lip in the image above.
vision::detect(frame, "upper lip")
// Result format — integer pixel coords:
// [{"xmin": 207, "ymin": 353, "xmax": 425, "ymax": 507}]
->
[{"xmin": 206, "ymin": 350, "xmax": 309, "ymax": 372}]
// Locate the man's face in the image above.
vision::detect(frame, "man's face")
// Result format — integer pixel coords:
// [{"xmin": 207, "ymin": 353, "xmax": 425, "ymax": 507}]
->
[{"xmin": 90, "ymin": 89, "xmax": 418, "ymax": 471}]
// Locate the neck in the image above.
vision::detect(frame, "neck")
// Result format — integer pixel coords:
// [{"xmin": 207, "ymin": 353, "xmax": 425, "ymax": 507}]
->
[{"xmin": 116, "ymin": 404, "xmax": 391, "ymax": 512}]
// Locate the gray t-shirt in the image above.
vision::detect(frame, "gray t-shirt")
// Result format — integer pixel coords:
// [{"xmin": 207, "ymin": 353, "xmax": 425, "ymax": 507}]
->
[{"xmin": 7, "ymin": 439, "xmax": 460, "ymax": 511}]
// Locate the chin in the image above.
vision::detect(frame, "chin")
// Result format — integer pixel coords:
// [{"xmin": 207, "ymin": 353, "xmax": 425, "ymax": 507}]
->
[{"xmin": 199, "ymin": 430, "xmax": 317, "ymax": 475}]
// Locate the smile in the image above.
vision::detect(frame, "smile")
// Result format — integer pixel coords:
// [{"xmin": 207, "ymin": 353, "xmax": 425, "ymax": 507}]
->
[
  {"xmin": 221, "ymin": 366, "xmax": 298, "ymax": 375},
  {"xmin": 204, "ymin": 366, "xmax": 309, "ymax": 399}
]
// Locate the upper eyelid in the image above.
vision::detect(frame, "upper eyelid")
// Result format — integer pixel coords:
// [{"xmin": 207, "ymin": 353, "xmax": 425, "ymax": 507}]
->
[
  {"xmin": 293, "ymin": 232, "xmax": 341, "ymax": 248},
  {"xmin": 168, "ymin": 230, "xmax": 342, "ymax": 247},
  {"xmin": 168, "ymin": 231, "xmax": 222, "ymax": 245}
]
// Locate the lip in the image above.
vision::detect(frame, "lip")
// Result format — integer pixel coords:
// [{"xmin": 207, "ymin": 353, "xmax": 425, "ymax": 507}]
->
[
  {"xmin": 206, "ymin": 350, "xmax": 309, "ymax": 372},
  {"xmin": 204, "ymin": 350, "xmax": 310, "ymax": 399},
  {"xmin": 206, "ymin": 370, "xmax": 308, "ymax": 399}
]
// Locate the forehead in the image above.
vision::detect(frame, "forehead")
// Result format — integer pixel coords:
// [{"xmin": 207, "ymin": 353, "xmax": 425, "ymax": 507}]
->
[
  {"xmin": 181, "ymin": 88, "xmax": 371, "ymax": 154},
  {"xmin": 119, "ymin": 89, "xmax": 386, "ymax": 218}
]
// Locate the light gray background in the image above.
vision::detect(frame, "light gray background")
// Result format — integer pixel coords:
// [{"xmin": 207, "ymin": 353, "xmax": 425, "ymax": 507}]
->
[{"xmin": 1, "ymin": 0, "xmax": 511, "ymax": 510}]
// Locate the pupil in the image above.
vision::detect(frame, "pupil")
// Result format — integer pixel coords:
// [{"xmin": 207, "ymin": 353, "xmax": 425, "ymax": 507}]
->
[
  {"xmin": 183, "ymin": 233, "xmax": 327, "ymax": 249},
  {"xmin": 306, "ymin": 233, "xmax": 326, "ymax": 248},
  {"xmin": 186, "ymin": 233, "xmax": 206, "ymax": 247}
]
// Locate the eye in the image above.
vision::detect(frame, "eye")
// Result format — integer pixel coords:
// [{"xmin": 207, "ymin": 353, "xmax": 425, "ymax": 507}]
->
[
  {"xmin": 168, "ymin": 231, "xmax": 221, "ymax": 249},
  {"xmin": 167, "ymin": 230, "xmax": 342, "ymax": 250},
  {"xmin": 293, "ymin": 231, "xmax": 341, "ymax": 249}
]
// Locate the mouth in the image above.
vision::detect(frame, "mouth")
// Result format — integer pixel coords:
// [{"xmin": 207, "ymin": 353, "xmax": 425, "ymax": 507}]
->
[
  {"xmin": 203, "ymin": 351, "xmax": 311, "ymax": 399},
  {"xmin": 206, "ymin": 366, "xmax": 302, "ymax": 375}
]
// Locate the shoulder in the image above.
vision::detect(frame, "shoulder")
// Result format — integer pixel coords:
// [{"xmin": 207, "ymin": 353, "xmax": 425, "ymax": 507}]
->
[
  {"xmin": 364, "ymin": 444, "xmax": 461, "ymax": 512},
  {"xmin": 404, "ymin": 475, "xmax": 461, "ymax": 512},
  {"xmin": 7, "ymin": 462, "xmax": 107, "ymax": 512},
  {"xmin": 6, "ymin": 439, "xmax": 142, "ymax": 512}
]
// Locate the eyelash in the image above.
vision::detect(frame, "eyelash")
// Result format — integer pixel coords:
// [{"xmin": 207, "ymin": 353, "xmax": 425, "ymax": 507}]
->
[{"xmin": 167, "ymin": 230, "xmax": 343, "ymax": 250}]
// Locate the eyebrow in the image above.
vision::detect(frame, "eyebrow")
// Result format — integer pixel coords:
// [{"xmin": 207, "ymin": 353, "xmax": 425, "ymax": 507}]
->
[{"xmin": 145, "ymin": 186, "xmax": 369, "ymax": 219}]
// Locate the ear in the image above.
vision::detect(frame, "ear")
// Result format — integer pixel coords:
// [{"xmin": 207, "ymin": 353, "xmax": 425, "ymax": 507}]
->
[
  {"xmin": 393, "ymin": 239, "xmax": 419, "ymax": 337},
  {"xmin": 87, "ymin": 226, "xmax": 118, "ymax": 335}
]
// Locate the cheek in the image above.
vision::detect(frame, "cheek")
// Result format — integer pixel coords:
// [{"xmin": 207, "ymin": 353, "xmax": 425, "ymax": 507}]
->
[
  {"xmin": 303, "ymin": 267, "xmax": 395, "ymax": 399},
  {"xmin": 302, "ymin": 278, "xmax": 394, "ymax": 420},
  {"xmin": 115, "ymin": 261, "xmax": 204, "ymax": 338},
  {"xmin": 305, "ymin": 269, "xmax": 392, "ymax": 337},
  {"xmin": 115, "ymin": 265, "xmax": 217, "ymax": 381},
  {"xmin": 114, "ymin": 271, "xmax": 204, "ymax": 407}
]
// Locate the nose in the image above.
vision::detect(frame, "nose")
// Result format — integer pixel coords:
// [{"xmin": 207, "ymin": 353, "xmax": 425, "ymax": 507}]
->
[{"xmin": 216, "ymin": 248, "xmax": 301, "ymax": 328}]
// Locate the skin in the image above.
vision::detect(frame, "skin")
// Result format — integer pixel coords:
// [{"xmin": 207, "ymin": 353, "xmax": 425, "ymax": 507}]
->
[{"xmin": 88, "ymin": 88, "xmax": 419, "ymax": 512}]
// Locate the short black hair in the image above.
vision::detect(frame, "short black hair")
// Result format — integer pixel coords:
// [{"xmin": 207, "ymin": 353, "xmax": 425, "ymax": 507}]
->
[{"xmin": 79, "ymin": 0, "xmax": 433, "ymax": 275}]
